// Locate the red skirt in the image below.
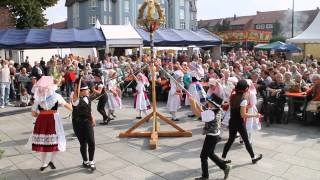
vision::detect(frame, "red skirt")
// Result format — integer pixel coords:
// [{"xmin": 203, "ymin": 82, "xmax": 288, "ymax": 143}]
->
[{"xmin": 32, "ymin": 112, "xmax": 59, "ymax": 152}]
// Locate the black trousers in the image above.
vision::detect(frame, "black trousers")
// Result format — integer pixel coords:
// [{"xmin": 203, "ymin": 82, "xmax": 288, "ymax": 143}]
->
[
  {"xmin": 97, "ymin": 94, "xmax": 108, "ymax": 121},
  {"xmin": 200, "ymin": 135, "xmax": 226, "ymax": 178},
  {"xmin": 222, "ymin": 123, "xmax": 255, "ymax": 159},
  {"xmin": 72, "ymin": 119, "xmax": 95, "ymax": 162}
]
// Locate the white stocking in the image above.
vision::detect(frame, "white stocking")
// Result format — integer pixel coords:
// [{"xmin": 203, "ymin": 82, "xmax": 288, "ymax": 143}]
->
[
  {"xmin": 40, "ymin": 152, "xmax": 48, "ymax": 166},
  {"xmin": 50, "ymin": 152, "xmax": 58, "ymax": 163}
]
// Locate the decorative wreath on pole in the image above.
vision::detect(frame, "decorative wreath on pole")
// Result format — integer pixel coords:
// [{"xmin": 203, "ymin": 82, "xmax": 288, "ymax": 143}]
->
[{"xmin": 137, "ymin": 0, "xmax": 165, "ymax": 33}]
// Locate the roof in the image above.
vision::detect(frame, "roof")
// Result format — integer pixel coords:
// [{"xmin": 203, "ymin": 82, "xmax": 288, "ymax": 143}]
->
[
  {"xmin": 251, "ymin": 10, "xmax": 287, "ymax": 24},
  {"xmin": 0, "ymin": 28, "xmax": 106, "ymax": 49},
  {"xmin": 100, "ymin": 24, "xmax": 143, "ymax": 48},
  {"xmin": 46, "ymin": 21, "xmax": 67, "ymax": 29},
  {"xmin": 229, "ymin": 16, "xmax": 254, "ymax": 26},
  {"xmin": 198, "ymin": 19, "xmax": 222, "ymax": 28}
]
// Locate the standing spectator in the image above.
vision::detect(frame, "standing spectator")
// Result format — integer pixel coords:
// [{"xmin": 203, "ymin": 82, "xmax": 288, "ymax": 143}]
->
[
  {"xmin": 30, "ymin": 61, "xmax": 43, "ymax": 80},
  {"xmin": 0, "ymin": 60, "xmax": 11, "ymax": 108}
]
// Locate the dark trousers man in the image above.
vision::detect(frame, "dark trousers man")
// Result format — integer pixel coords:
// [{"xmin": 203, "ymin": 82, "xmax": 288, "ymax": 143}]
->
[
  {"xmin": 72, "ymin": 119, "xmax": 95, "ymax": 162},
  {"xmin": 222, "ymin": 124, "xmax": 255, "ymax": 159},
  {"xmin": 200, "ymin": 135, "xmax": 227, "ymax": 179},
  {"xmin": 97, "ymin": 94, "xmax": 109, "ymax": 121}
]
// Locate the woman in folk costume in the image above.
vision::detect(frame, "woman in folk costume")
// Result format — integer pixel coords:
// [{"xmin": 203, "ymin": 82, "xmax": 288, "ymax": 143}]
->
[
  {"xmin": 245, "ymin": 79, "xmax": 261, "ymax": 144},
  {"xmin": 167, "ymin": 70, "xmax": 184, "ymax": 121},
  {"xmin": 185, "ymin": 72, "xmax": 207, "ymax": 118},
  {"xmin": 106, "ymin": 70, "xmax": 122, "ymax": 120},
  {"xmin": 27, "ymin": 76, "xmax": 72, "ymax": 171},
  {"xmin": 221, "ymin": 74, "xmax": 238, "ymax": 128},
  {"xmin": 133, "ymin": 72, "xmax": 151, "ymax": 119}
]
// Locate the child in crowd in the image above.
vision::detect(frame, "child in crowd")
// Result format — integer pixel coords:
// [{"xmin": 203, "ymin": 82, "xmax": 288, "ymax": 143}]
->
[{"xmin": 16, "ymin": 88, "xmax": 31, "ymax": 107}]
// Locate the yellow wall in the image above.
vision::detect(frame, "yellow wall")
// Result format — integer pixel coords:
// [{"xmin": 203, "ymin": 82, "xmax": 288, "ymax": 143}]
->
[{"xmin": 305, "ymin": 44, "xmax": 320, "ymax": 59}]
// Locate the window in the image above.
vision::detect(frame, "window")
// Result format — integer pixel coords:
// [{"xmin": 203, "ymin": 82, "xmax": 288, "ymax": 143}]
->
[
  {"xmin": 124, "ymin": 16, "xmax": 130, "ymax": 25},
  {"xmin": 180, "ymin": 0, "xmax": 184, "ymax": 6},
  {"xmin": 89, "ymin": 0, "xmax": 97, "ymax": 8},
  {"xmin": 255, "ymin": 24, "xmax": 265, "ymax": 30},
  {"xmin": 180, "ymin": 9, "xmax": 185, "ymax": 20},
  {"xmin": 109, "ymin": 16, "xmax": 113, "ymax": 24},
  {"xmin": 124, "ymin": 1, "xmax": 129, "ymax": 13},
  {"xmin": 104, "ymin": 0, "xmax": 107, "ymax": 11},
  {"xmin": 89, "ymin": 15, "xmax": 97, "ymax": 25},
  {"xmin": 180, "ymin": 21, "xmax": 185, "ymax": 29},
  {"xmin": 104, "ymin": 15, "xmax": 107, "ymax": 24},
  {"xmin": 108, "ymin": 0, "xmax": 112, "ymax": 12},
  {"xmin": 266, "ymin": 24, "xmax": 273, "ymax": 29}
]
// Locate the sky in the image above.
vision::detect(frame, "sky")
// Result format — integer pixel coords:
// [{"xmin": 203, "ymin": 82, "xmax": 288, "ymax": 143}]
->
[{"xmin": 45, "ymin": 0, "xmax": 320, "ymax": 24}]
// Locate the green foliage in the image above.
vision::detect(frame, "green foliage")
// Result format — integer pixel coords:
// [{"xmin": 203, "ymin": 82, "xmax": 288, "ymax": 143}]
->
[
  {"xmin": 270, "ymin": 35, "xmax": 287, "ymax": 43},
  {"xmin": 0, "ymin": 0, "xmax": 58, "ymax": 29}
]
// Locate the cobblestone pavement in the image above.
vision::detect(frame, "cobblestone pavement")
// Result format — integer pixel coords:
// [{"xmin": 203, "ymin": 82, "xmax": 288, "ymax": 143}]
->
[{"xmin": 0, "ymin": 98, "xmax": 320, "ymax": 180}]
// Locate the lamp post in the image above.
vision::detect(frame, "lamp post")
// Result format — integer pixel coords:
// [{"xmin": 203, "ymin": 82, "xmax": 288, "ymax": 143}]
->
[{"xmin": 292, "ymin": 0, "xmax": 295, "ymax": 38}]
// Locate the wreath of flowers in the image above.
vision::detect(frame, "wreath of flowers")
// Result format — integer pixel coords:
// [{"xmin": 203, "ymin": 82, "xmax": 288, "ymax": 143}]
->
[{"xmin": 137, "ymin": 0, "xmax": 165, "ymax": 33}]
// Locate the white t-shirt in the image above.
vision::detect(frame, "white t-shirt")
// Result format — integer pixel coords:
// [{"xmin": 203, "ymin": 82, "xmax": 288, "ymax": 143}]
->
[{"xmin": 240, "ymin": 99, "xmax": 248, "ymax": 107}]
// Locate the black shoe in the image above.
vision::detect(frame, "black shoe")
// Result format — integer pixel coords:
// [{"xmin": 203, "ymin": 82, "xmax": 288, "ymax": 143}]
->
[
  {"xmin": 111, "ymin": 113, "xmax": 116, "ymax": 118},
  {"xmin": 82, "ymin": 162, "xmax": 90, "ymax": 168},
  {"xmin": 99, "ymin": 121, "xmax": 108, "ymax": 125},
  {"xmin": 224, "ymin": 165, "xmax": 231, "ymax": 179},
  {"xmin": 188, "ymin": 114, "xmax": 196, "ymax": 118},
  {"xmin": 88, "ymin": 163, "xmax": 96, "ymax": 171},
  {"xmin": 252, "ymin": 154, "xmax": 263, "ymax": 164},
  {"xmin": 48, "ymin": 161, "xmax": 56, "ymax": 169},
  {"xmin": 40, "ymin": 164, "xmax": 49, "ymax": 171},
  {"xmin": 223, "ymin": 159, "xmax": 232, "ymax": 164},
  {"xmin": 136, "ymin": 116, "xmax": 142, "ymax": 119},
  {"xmin": 172, "ymin": 118, "xmax": 180, "ymax": 121},
  {"xmin": 240, "ymin": 140, "xmax": 243, "ymax": 144},
  {"xmin": 195, "ymin": 177, "xmax": 208, "ymax": 180},
  {"xmin": 106, "ymin": 118, "xmax": 112, "ymax": 125}
]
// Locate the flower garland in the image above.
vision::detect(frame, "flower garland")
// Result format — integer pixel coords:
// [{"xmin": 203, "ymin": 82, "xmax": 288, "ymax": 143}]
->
[{"xmin": 137, "ymin": 0, "xmax": 165, "ymax": 33}]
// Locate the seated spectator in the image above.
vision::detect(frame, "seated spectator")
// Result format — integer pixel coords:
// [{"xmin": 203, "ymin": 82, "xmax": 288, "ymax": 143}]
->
[
  {"xmin": 266, "ymin": 73, "xmax": 286, "ymax": 125},
  {"xmin": 15, "ymin": 88, "xmax": 31, "ymax": 107},
  {"xmin": 305, "ymin": 74, "xmax": 320, "ymax": 124}
]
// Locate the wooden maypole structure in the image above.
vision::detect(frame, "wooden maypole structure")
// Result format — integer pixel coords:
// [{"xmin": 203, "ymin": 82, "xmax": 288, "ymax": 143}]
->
[{"xmin": 119, "ymin": 0, "xmax": 192, "ymax": 149}]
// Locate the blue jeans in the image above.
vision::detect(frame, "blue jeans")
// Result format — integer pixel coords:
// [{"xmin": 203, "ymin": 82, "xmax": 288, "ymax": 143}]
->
[{"xmin": 0, "ymin": 82, "xmax": 10, "ymax": 106}]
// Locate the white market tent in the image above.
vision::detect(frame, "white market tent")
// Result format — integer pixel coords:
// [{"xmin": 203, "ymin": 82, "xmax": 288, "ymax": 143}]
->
[
  {"xmin": 287, "ymin": 12, "xmax": 320, "ymax": 43},
  {"xmin": 100, "ymin": 24, "xmax": 143, "ymax": 48}
]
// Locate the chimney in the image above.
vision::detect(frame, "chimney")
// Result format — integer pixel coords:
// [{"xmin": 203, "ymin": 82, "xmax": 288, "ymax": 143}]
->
[
  {"xmin": 257, "ymin": 11, "xmax": 260, "ymax": 14},
  {"xmin": 234, "ymin": 14, "xmax": 236, "ymax": 20}
]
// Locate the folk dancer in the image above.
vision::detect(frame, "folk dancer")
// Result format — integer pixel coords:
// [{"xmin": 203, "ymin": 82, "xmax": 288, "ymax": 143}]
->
[
  {"xmin": 91, "ymin": 69, "xmax": 110, "ymax": 125},
  {"xmin": 71, "ymin": 80, "xmax": 97, "ymax": 172},
  {"xmin": 133, "ymin": 72, "xmax": 151, "ymax": 119},
  {"xmin": 26, "ymin": 76, "xmax": 72, "ymax": 171},
  {"xmin": 221, "ymin": 80, "xmax": 263, "ymax": 164},
  {"xmin": 106, "ymin": 70, "xmax": 122, "ymax": 121},
  {"xmin": 185, "ymin": 72, "xmax": 207, "ymax": 118},
  {"xmin": 167, "ymin": 70, "xmax": 184, "ymax": 121},
  {"xmin": 196, "ymin": 96, "xmax": 231, "ymax": 180}
]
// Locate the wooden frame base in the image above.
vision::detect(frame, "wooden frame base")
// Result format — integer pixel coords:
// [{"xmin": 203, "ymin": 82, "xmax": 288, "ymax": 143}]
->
[{"xmin": 119, "ymin": 112, "xmax": 192, "ymax": 149}]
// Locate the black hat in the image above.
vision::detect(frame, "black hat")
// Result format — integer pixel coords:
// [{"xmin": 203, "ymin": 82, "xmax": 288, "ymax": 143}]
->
[
  {"xmin": 235, "ymin": 79, "xmax": 249, "ymax": 92},
  {"xmin": 80, "ymin": 81, "xmax": 89, "ymax": 90},
  {"xmin": 207, "ymin": 94, "xmax": 223, "ymax": 108}
]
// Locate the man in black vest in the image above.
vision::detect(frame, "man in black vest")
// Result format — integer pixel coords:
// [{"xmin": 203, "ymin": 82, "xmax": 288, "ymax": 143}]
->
[{"xmin": 71, "ymin": 80, "xmax": 96, "ymax": 172}]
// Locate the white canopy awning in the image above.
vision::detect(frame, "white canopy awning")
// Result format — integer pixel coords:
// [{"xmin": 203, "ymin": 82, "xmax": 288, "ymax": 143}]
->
[
  {"xmin": 100, "ymin": 24, "xmax": 143, "ymax": 48},
  {"xmin": 287, "ymin": 12, "xmax": 320, "ymax": 44}
]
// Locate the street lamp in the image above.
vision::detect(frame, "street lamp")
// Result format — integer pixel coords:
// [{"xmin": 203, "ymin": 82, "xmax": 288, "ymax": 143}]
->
[{"xmin": 292, "ymin": 0, "xmax": 295, "ymax": 38}]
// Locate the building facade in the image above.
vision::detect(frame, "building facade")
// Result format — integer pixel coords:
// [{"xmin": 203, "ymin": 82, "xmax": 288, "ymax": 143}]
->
[
  {"xmin": 0, "ymin": 7, "xmax": 15, "ymax": 29},
  {"xmin": 65, "ymin": 0, "xmax": 197, "ymax": 30},
  {"xmin": 198, "ymin": 8, "xmax": 319, "ymax": 39}
]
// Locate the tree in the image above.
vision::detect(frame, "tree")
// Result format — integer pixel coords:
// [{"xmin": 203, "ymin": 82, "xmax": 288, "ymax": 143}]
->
[{"xmin": 0, "ymin": 0, "xmax": 58, "ymax": 29}]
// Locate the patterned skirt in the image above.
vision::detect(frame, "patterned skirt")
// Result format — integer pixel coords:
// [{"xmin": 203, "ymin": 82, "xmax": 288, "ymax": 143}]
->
[{"xmin": 31, "ymin": 111, "xmax": 59, "ymax": 152}]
